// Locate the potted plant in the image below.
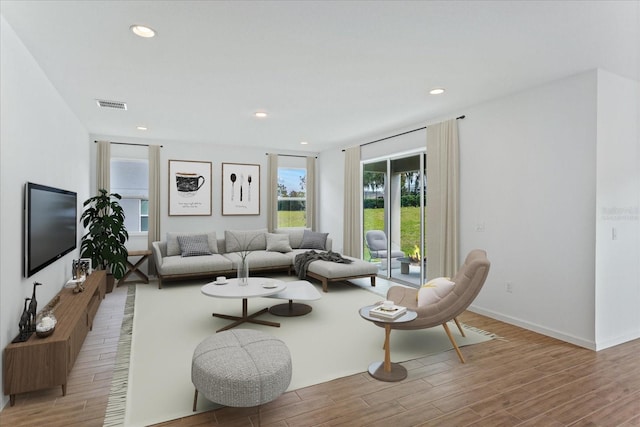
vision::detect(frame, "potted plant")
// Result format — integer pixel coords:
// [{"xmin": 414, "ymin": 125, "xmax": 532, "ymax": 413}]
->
[{"xmin": 80, "ymin": 189, "xmax": 129, "ymax": 293}]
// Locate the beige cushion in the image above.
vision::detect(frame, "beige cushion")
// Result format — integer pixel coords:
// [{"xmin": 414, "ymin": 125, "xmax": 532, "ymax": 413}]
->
[
  {"xmin": 417, "ymin": 277, "xmax": 455, "ymax": 306},
  {"xmin": 274, "ymin": 228, "xmax": 309, "ymax": 249},
  {"xmin": 266, "ymin": 233, "xmax": 292, "ymax": 253},
  {"xmin": 159, "ymin": 254, "xmax": 232, "ymax": 276}
]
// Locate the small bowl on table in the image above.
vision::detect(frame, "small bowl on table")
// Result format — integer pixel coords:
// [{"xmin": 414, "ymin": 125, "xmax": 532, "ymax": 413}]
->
[
  {"xmin": 36, "ymin": 326, "xmax": 55, "ymax": 338},
  {"xmin": 35, "ymin": 314, "xmax": 57, "ymax": 338}
]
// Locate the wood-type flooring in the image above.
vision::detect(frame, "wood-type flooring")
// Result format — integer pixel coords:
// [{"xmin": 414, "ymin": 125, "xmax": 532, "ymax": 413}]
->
[{"xmin": 1, "ymin": 283, "xmax": 639, "ymax": 426}]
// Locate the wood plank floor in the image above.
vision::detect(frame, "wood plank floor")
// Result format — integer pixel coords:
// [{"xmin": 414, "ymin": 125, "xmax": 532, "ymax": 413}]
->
[{"xmin": 1, "ymin": 283, "xmax": 639, "ymax": 426}]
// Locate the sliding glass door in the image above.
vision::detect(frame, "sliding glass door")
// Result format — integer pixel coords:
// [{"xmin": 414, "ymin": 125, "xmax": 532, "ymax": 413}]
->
[{"xmin": 363, "ymin": 152, "xmax": 425, "ymax": 287}]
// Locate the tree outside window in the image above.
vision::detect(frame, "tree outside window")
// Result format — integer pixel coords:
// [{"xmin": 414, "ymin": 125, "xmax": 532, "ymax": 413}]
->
[{"xmin": 277, "ymin": 167, "xmax": 306, "ymax": 228}]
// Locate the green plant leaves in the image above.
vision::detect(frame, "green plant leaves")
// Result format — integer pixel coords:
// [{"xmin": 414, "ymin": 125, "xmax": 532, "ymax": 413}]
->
[{"xmin": 80, "ymin": 189, "xmax": 129, "ymax": 280}]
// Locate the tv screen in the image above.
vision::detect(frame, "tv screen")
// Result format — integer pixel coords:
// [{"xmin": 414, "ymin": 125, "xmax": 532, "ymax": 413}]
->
[{"xmin": 25, "ymin": 182, "xmax": 77, "ymax": 277}]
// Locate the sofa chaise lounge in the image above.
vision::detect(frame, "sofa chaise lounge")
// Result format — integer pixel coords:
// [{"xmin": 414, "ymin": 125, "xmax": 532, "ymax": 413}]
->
[{"xmin": 151, "ymin": 228, "xmax": 377, "ymax": 292}]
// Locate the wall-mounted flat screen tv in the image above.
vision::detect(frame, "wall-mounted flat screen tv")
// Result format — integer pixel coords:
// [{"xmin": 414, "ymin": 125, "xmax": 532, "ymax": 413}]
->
[{"xmin": 24, "ymin": 182, "xmax": 77, "ymax": 277}]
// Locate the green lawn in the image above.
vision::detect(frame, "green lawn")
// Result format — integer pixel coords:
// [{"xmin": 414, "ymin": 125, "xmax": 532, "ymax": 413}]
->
[
  {"xmin": 278, "ymin": 211, "xmax": 306, "ymax": 228},
  {"xmin": 278, "ymin": 208, "xmax": 423, "ymax": 260},
  {"xmin": 363, "ymin": 207, "xmax": 422, "ymax": 259}
]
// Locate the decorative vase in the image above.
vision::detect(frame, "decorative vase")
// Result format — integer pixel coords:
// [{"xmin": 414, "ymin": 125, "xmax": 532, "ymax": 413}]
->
[{"xmin": 238, "ymin": 258, "xmax": 249, "ymax": 286}]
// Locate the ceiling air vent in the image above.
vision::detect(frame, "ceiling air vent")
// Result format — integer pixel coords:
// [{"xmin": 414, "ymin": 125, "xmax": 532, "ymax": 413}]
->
[{"xmin": 96, "ymin": 99, "xmax": 127, "ymax": 110}]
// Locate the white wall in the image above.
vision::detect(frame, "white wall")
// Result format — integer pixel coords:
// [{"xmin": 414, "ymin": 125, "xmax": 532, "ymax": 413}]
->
[
  {"xmin": 459, "ymin": 71, "xmax": 599, "ymax": 348},
  {"xmin": 1, "ymin": 16, "xmax": 90, "ymax": 409},
  {"xmin": 90, "ymin": 134, "xmax": 314, "ymax": 246},
  {"xmin": 319, "ymin": 70, "xmax": 640, "ymax": 350},
  {"xmin": 594, "ymin": 69, "xmax": 640, "ymax": 349}
]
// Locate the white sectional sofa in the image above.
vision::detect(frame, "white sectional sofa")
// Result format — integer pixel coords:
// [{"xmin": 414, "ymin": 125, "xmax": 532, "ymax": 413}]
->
[{"xmin": 151, "ymin": 228, "xmax": 377, "ymax": 292}]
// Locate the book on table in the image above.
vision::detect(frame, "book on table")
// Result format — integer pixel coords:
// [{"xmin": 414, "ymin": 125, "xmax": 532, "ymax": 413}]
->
[{"xmin": 369, "ymin": 304, "xmax": 407, "ymax": 319}]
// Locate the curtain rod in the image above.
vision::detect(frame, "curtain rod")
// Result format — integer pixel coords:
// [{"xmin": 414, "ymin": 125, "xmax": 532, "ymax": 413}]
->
[
  {"xmin": 94, "ymin": 140, "xmax": 163, "ymax": 148},
  {"xmin": 342, "ymin": 115, "xmax": 465, "ymax": 151},
  {"xmin": 266, "ymin": 153, "xmax": 318, "ymax": 159}
]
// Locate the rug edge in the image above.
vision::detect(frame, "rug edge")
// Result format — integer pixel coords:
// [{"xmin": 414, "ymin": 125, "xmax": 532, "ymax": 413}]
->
[{"xmin": 103, "ymin": 285, "xmax": 136, "ymax": 427}]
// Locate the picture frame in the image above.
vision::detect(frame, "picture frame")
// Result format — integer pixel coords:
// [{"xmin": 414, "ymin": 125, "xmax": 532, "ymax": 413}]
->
[
  {"xmin": 72, "ymin": 258, "xmax": 92, "ymax": 280},
  {"xmin": 79, "ymin": 258, "xmax": 92, "ymax": 275},
  {"xmin": 222, "ymin": 163, "xmax": 260, "ymax": 215},
  {"xmin": 168, "ymin": 160, "xmax": 212, "ymax": 216}
]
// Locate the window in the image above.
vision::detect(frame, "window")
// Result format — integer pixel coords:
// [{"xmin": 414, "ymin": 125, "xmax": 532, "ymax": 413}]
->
[
  {"xmin": 363, "ymin": 152, "xmax": 426, "ymax": 287},
  {"xmin": 111, "ymin": 158, "xmax": 149, "ymax": 233},
  {"xmin": 277, "ymin": 157, "xmax": 307, "ymax": 228}
]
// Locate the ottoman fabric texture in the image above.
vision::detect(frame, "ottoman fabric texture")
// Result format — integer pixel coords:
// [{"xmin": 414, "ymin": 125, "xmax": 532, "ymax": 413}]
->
[{"xmin": 192, "ymin": 329, "xmax": 292, "ymax": 407}]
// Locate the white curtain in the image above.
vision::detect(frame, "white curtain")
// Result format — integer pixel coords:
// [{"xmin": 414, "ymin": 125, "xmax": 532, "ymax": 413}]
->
[
  {"xmin": 306, "ymin": 156, "xmax": 316, "ymax": 230},
  {"xmin": 426, "ymin": 118, "xmax": 460, "ymax": 279},
  {"xmin": 267, "ymin": 153, "xmax": 279, "ymax": 232},
  {"xmin": 147, "ymin": 145, "xmax": 161, "ymax": 275},
  {"xmin": 96, "ymin": 140, "xmax": 110, "ymax": 193},
  {"xmin": 343, "ymin": 146, "xmax": 361, "ymax": 257}
]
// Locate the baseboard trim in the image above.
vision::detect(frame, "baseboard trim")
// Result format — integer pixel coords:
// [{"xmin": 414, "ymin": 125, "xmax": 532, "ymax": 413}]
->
[{"xmin": 467, "ymin": 304, "xmax": 597, "ymax": 351}]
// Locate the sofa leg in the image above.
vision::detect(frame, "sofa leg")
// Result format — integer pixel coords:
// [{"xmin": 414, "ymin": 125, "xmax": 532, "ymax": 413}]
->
[
  {"xmin": 370, "ymin": 276, "xmax": 376, "ymax": 287},
  {"xmin": 158, "ymin": 278, "xmax": 163, "ymax": 289}
]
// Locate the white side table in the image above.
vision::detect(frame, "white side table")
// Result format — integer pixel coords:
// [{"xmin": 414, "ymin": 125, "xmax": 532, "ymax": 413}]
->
[{"xmin": 359, "ymin": 304, "xmax": 417, "ymax": 382}]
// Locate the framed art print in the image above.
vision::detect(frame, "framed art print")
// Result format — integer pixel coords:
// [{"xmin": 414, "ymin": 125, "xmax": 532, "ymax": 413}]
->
[
  {"xmin": 222, "ymin": 163, "xmax": 260, "ymax": 215},
  {"xmin": 168, "ymin": 160, "xmax": 212, "ymax": 216},
  {"xmin": 79, "ymin": 258, "xmax": 92, "ymax": 275}
]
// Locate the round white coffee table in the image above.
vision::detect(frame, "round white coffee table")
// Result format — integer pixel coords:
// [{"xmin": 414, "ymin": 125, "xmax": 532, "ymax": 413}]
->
[{"xmin": 201, "ymin": 277, "xmax": 286, "ymax": 332}]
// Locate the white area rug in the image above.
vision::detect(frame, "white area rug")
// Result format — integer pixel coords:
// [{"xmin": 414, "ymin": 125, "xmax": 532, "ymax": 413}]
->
[{"xmin": 124, "ymin": 276, "xmax": 493, "ymax": 426}]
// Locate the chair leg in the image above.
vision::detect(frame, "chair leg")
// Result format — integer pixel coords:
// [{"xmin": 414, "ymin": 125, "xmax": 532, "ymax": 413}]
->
[
  {"xmin": 453, "ymin": 317, "xmax": 465, "ymax": 337},
  {"xmin": 193, "ymin": 389, "xmax": 198, "ymax": 411},
  {"xmin": 442, "ymin": 322, "xmax": 465, "ymax": 364}
]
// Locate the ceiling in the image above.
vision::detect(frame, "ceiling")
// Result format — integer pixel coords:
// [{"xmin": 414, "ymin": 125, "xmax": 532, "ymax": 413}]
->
[{"xmin": 2, "ymin": 1, "xmax": 638, "ymax": 153}]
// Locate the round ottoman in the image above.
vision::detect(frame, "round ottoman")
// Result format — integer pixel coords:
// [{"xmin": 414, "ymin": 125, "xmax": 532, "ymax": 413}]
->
[{"xmin": 191, "ymin": 329, "xmax": 292, "ymax": 410}]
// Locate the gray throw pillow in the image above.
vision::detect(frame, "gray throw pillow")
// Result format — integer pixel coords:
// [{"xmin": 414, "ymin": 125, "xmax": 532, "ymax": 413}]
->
[
  {"xmin": 177, "ymin": 234, "xmax": 212, "ymax": 257},
  {"xmin": 299, "ymin": 230, "xmax": 328, "ymax": 250},
  {"xmin": 167, "ymin": 231, "xmax": 218, "ymax": 256},
  {"xmin": 266, "ymin": 233, "xmax": 293, "ymax": 253}
]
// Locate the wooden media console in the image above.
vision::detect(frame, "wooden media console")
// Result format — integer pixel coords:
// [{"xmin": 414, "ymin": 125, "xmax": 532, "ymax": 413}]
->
[{"xmin": 3, "ymin": 270, "xmax": 106, "ymax": 406}]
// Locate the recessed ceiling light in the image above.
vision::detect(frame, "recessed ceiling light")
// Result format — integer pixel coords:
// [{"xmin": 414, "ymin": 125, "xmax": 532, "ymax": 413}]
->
[
  {"xmin": 300, "ymin": 141, "xmax": 309, "ymax": 145},
  {"xmin": 136, "ymin": 126, "xmax": 148, "ymax": 131},
  {"xmin": 130, "ymin": 24, "xmax": 156, "ymax": 38},
  {"xmin": 429, "ymin": 88, "xmax": 445, "ymax": 95},
  {"xmin": 254, "ymin": 112, "xmax": 268, "ymax": 118}
]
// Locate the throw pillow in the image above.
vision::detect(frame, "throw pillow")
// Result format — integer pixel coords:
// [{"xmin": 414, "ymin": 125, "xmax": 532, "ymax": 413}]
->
[
  {"xmin": 299, "ymin": 230, "xmax": 329, "ymax": 250},
  {"xmin": 274, "ymin": 228, "xmax": 309, "ymax": 249},
  {"xmin": 266, "ymin": 233, "xmax": 293, "ymax": 253},
  {"xmin": 417, "ymin": 277, "xmax": 455, "ymax": 307},
  {"xmin": 177, "ymin": 234, "xmax": 212, "ymax": 257},
  {"xmin": 166, "ymin": 231, "xmax": 218, "ymax": 256}
]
